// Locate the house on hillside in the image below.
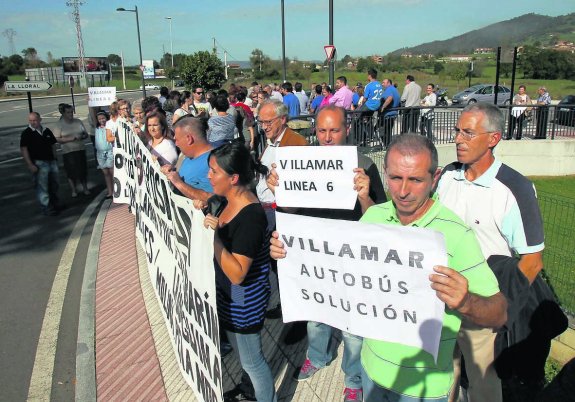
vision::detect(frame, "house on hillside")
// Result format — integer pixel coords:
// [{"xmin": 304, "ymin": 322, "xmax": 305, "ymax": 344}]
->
[
  {"xmin": 444, "ymin": 55, "xmax": 471, "ymax": 62},
  {"xmin": 474, "ymin": 48, "xmax": 494, "ymax": 54}
]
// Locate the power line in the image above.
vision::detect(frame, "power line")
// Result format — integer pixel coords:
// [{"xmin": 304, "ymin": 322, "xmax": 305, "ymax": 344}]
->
[{"xmin": 213, "ymin": 38, "xmax": 240, "ymax": 62}]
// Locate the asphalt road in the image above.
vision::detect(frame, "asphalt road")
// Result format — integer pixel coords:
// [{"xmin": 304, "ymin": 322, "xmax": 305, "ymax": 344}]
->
[{"xmin": 0, "ymin": 90, "xmax": 153, "ymax": 400}]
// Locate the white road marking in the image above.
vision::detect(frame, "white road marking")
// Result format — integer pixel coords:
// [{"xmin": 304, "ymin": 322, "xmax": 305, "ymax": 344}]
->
[{"xmin": 27, "ymin": 193, "xmax": 105, "ymax": 401}]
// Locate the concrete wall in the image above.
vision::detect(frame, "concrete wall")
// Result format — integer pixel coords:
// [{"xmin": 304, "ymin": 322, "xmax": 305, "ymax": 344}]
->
[{"xmin": 436, "ymin": 139, "xmax": 575, "ymax": 177}]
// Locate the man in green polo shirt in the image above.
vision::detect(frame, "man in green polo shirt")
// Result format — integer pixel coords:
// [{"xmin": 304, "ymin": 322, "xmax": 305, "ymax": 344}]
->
[{"xmin": 270, "ymin": 134, "xmax": 507, "ymax": 401}]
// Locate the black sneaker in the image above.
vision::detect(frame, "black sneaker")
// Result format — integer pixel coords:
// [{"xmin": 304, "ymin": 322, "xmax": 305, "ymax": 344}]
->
[
  {"xmin": 223, "ymin": 387, "xmax": 256, "ymax": 402},
  {"xmin": 265, "ymin": 303, "xmax": 282, "ymax": 319},
  {"xmin": 42, "ymin": 207, "xmax": 59, "ymax": 216}
]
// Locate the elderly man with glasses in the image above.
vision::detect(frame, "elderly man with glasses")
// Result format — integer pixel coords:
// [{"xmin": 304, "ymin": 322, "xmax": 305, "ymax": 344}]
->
[{"xmin": 436, "ymin": 102, "xmax": 545, "ymax": 402}]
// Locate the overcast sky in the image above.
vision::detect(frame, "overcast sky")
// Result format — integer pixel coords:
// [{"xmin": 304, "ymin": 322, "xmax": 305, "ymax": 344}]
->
[{"xmin": 2, "ymin": 1, "xmax": 573, "ymax": 65}]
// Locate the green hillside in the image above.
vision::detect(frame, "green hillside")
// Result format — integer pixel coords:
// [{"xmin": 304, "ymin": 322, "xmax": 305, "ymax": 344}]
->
[{"xmin": 391, "ymin": 13, "xmax": 575, "ymax": 55}]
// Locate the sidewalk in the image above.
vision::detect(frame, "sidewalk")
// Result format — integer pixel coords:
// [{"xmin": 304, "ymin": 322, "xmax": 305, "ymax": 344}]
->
[{"xmin": 91, "ymin": 202, "xmax": 349, "ymax": 401}]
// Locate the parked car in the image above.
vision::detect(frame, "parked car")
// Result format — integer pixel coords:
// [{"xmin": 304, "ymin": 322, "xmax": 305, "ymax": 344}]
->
[
  {"xmin": 452, "ymin": 84, "xmax": 511, "ymax": 106},
  {"xmin": 139, "ymin": 84, "xmax": 161, "ymax": 90},
  {"xmin": 555, "ymin": 95, "xmax": 575, "ymax": 127}
]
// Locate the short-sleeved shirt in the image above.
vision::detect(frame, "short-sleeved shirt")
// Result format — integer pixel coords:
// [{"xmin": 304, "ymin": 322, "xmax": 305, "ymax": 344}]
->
[
  {"xmin": 215, "ymin": 203, "xmax": 271, "ymax": 333},
  {"xmin": 437, "ymin": 159, "xmax": 545, "ymax": 258},
  {"xmin": 52, "ymin": 118, "xmax": 87, "ymax": 154},
  {"xmin": 363, "ymin": 80, "xmax": 383, "ymax": 111},
  {"xmin": 177, "ymin": 152, "xmax": 213, "ymax": 193},
  {"xmin": 310, "ymin": 95, "xmax": 324, "ymax": 112},
  {"xmin": 360, "ymin": 198, "xmax": 500, "ymax": 399},
  {"xmin": 20, "ymin": 126, "xmax": 57, "ymax": 161},
  {"xmin": 283, "ymin": 92, "xmax": 301, "ymax": 118},
  {"xmin": 382, "ymin": 85, "xmax": 401, "ymax": 117}
]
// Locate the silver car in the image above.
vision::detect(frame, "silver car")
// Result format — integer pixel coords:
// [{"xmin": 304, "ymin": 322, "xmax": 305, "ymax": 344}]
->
[{"xmin": 452, "ymin": 84, "xmax": 511, "ymax": 106}]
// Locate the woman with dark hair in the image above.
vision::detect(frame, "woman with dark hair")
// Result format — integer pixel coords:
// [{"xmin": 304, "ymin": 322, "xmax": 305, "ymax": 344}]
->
[
  {"xmin": 200, "ymin": 142, "xmax": 276, "ymax": 402},
  {"xmin": 53, "ymin": 103, "xmax": 90, "ymax": 197},
  {"xmin": 145, "ymin": 112, "xmax": 178, "ymax": 166},
  {"xmin": 172, "ymin": 90, "xmax": 192, "ymax": 124},
  {"xmin": 233, "ymin": 91, "xmax": 256, "ymax": 151},
  {"xmin": 319, "ymin": 85, "xmax": 333, "ymax": 110},
  {"xmin": 207, "ymin": 94, "xmax": 237, "ymax": 148}
]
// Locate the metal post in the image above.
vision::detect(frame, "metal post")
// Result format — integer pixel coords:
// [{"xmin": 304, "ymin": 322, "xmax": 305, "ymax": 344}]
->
[
  {"xmin": 329, "ymin": 0, "xmax": 334, "ymax": 89},
  {"xmin": 26, "ymin": 76, "xmax": 33, "ymax": 113},
  {"xmin": 507, "ymin": 47, "xmax": 518, "ymax": 138},
  {"xmin": 134, "ymin": 6, "xmax": 146, "ymax": 98},
  {"xmin": 121, "ymin": 50, "xmax": 126, "ymax": 90},
  {"xmin": 166, "ymin": 17, "xmax": 174, "ymax": 88},
  {"xmin": 117, "ymin": 6, "xmax": 146, "ymax": 97},
  {"xmin": 281, "ymin": 0, "xmax": 286, "ymax": 83},
  {"xmin": 494, "ymin": 47, "xmax": 501, "ymax": 105}
]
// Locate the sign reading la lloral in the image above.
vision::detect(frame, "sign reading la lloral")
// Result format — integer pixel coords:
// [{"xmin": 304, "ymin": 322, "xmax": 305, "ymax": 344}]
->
[{"xmin": 4, "ymin": 81, "xmax": 53, "ymax": 92}]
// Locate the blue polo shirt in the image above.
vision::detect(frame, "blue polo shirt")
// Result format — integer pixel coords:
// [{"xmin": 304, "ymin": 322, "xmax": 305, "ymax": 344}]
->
[{"xmin": 283, "ymin": 92, "xmax": 301, "ymax": 118}]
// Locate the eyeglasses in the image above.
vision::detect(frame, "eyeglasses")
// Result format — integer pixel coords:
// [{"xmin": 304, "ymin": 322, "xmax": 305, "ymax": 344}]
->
[
  {"xmin": 453, "ymin": 127, "xmax": 493, "ymax": 141},
  {"xmin": 195, "ymin": 91, "xmax": 204, "ymax": 94},
  {"xmin": 258, "ymin": 116, "xmax": 281, "ymax": 127}
]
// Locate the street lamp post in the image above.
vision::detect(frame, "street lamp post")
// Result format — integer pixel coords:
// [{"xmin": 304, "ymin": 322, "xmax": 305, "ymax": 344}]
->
[
  {"xmin": 165, "ymin": 17, "xmax": 174, "ymax": 88},
  {"xmin": 117, "ymin": 5, "xmax": 146, "ymax": 98}
]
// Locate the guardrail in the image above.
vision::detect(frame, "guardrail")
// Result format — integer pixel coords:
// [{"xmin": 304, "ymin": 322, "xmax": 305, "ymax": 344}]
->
[{"xmin": 255, "ymin": 104, "xmax": 575, "ymax": 153}]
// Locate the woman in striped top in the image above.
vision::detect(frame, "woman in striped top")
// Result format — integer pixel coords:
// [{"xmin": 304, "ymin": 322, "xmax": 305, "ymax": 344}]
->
[{"xmin": 202, "ymin": 142, "xmax": 276, "ymax": 402}]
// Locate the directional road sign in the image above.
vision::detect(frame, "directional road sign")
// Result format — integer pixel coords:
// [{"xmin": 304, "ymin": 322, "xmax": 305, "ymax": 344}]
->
[{"xmin": 4, "ymin": 81, "xmax": 53, "ymax": 92}]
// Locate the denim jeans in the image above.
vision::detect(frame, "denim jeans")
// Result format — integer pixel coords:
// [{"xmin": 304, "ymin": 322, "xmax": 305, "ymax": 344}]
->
[
  {"xmin": 306, "ymin": 321, "xmax": 362, "ymax": 388},
  {"xmin": 34, "ymin": 160, "xmax": 59, "ymax": 209},
  {"xmin": 226, "ymin": 330, "xmax": 277, "ymax": 402},
  {"xmin": 362, "ymin": 367, "xmax": 449, "ymax": 402}
]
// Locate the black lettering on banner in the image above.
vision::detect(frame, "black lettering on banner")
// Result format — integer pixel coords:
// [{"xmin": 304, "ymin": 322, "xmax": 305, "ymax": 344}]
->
[
  {"xmin": 283, "ymin": 180, "xmax": 317, "ymax": 191},
  {"xmin": 113, "ymin": 177, "xmax": 122, "ymax": 197},
  {"xmin": 195, "ymin": 362, "xmax": 218, "ymax": 402},
  {"xmin": 409, "ymin": 251, "xmax": 424, "ymax": 268},
  {"xmin": 114, "ymin": 152, "xmax": 124, "ymax": 169}
]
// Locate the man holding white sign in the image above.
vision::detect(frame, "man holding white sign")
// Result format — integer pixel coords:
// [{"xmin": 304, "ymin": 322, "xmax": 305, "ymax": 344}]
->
[
  {"xmin": 271, "ymin": 134, "xmax": 507, "ymax": 401},
  {"xmin": 267, "ymin": 105, "xmax": 386, "ymax": 402}
]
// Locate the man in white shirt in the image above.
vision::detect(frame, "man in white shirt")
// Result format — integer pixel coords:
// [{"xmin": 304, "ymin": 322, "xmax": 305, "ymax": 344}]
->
[{"xmin": 401, "ymin": 75, "xmax": 422, "ymax": 133}]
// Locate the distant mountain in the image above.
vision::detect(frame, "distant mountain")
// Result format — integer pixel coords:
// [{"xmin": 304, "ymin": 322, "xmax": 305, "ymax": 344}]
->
[{"xmin": 390, "ymin": 13, "xmax": 575, "ymax": 56}]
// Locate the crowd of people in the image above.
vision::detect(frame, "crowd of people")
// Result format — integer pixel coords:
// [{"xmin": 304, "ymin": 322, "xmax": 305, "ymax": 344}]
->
[{"xmin": 19, "ymin": 77, "xmax": 571, "ymax": 402}]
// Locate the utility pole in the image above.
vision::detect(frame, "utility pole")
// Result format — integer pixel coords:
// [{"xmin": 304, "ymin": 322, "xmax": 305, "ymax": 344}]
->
[
  {"xmin": 212, "ymin": 37, "xmax": 217, "ymax": 55},
  {"xmin": 224, "ymin": 51, "xmax": 228, "ymax": 79},
  {"xmin": 165, "ymin": 17, "xmax": 174, "ymax": 88},
  {"xmin": 2, "ymin": 29, "xmax": 16, "ymax": 55},
  {"xmin": 66, "ymin": 0, "xmax": 87, "ymax": 89},
  {"xmin": 281, "ymin": 0, "xmax": 287, "ymax": 83},
  {"xmin": 328, "ymin": 0, "xmax": 334, "ymax": 88}
]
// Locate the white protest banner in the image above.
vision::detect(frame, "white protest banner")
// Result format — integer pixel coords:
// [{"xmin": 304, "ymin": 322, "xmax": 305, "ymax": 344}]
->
[
  {"xmin": 274, "ymin": 146, "xmax": 358, "ymax": 209},
  {"xmin": 276, "ymin": 212, "xmax": 446, "ymax": 361},
  {"xmin": 134, "ymin": 142, "xmax": 223, "ymax": 402},
  {"xmin": 87, "ymin": 86, "xmax": 116, "ymax": 107},
  {"xmin": 112, "ymin": 120, "xmax": 137, "ymax": 207}
]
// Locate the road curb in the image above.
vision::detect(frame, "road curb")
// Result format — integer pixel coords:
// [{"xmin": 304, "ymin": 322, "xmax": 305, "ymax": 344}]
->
[
  {"xmin": 75, "ymin": 194, "xmax": 110, "ymax": 402},
  {"xmin": 0, "ymin": 89, "xmax": 143, "ymax": 103}
]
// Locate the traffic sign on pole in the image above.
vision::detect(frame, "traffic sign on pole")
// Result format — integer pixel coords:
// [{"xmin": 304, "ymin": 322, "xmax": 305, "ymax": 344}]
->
[
  {"xmin": 69, "ymin": 76, "xmax": 75, "ymax": 88},
  {"xmin": 324, "ymin": 45, "xmax": 336, "ymax": 62},
  {"xmin": 4, "ymin": 81, "xmax": 53, "ymax": 92}
]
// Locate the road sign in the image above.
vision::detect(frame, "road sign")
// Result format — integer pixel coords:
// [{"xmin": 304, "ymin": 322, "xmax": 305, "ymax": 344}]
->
[
  {"xmin": 4, "ymin": 81, "xmax": 53, "ymax": 92},
  {"xmin": 324, "ymin": 45, "xmax": 336, "ymax": 61},
  {"xmin": 69, "ymin": 76, "xmax": 75, "ymax": 88}
]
